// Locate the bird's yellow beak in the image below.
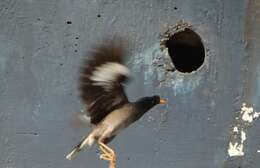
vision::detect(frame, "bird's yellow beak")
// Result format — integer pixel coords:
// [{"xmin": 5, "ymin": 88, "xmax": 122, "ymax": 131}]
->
[{"xmin": 159, "ymin": 99, "xmax": 167, "ymax": 104}]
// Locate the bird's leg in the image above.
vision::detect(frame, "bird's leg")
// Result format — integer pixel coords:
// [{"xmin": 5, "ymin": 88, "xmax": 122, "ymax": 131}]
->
[{"xmin": 98, "ymin": 142, "xmax": 116, "ymax": 168}]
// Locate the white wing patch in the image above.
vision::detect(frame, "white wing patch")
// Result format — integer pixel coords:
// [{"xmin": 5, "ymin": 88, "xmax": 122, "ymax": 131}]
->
[{"xmin": 90, "ymin": 62, "xmax": 129, "ymax": 86}]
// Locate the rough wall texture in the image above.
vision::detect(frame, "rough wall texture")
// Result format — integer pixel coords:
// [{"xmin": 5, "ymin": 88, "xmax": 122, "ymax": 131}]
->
[{"xmin": 0, "ymin": 0, "xmax": 259, "ymax": 168}]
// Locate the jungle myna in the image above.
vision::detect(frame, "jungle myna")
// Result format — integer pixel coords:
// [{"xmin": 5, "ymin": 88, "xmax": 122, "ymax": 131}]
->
[{"xmin": 66, "ymin": 38, "xmax": 167, "ymax": 164}]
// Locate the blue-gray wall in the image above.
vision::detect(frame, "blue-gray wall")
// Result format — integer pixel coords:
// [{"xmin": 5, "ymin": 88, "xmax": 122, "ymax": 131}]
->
[{"xmin": 1, "ymin": 0, "xmax": 259, "ymax": 168}]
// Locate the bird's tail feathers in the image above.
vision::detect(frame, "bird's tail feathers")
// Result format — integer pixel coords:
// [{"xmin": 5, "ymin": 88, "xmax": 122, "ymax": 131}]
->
[{"xmin": 66, "ymin": 134, "xmax": 96, "ymax": 160}]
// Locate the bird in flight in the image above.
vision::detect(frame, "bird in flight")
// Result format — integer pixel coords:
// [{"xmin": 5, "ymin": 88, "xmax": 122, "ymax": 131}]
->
[{"xmin": 66, "ymin": 38, "xmax": 167, "ymax": 165}]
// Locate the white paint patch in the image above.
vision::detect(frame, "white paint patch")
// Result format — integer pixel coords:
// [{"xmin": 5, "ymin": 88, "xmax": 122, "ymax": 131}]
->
[
  {"xmin": 241, "ymin": 130, "xmax": 246, "ymax": 143},
  {"xmin": 228, "ymin": 142, "xmax": 244, "ymax": 157},
  {"xmin": 241, "ymin": 103, "xmax": 260, "ymax": 122},
  {"xmin": 90, "ymin": 62, "xmax": 129, "ymax": 85},
  {"xmin": 253, "ymin": 112, "xmax": 260, "ymax": 118},
  {"xmin": 233, "ymin": 126, "xmax": 239, "ymax": 133},
  {"xmin": 257, "ymin": 150, "xmax": 260, "ymax": 153},
  {"xmin": 227, "ymin": 103, "xmax": 260, "ymax": 157},
  {"xmin": 228, "ymin": 129, "xmax": 247, "ymax": 157}
]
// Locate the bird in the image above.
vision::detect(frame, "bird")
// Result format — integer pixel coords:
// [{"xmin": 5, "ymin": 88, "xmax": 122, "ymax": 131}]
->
[{"xmin": 66, "ymin": 38, "xmax": 167, "ymax": 165}]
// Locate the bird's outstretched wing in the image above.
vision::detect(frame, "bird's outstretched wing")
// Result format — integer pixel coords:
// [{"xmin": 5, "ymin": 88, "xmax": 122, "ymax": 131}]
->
[{"xmin": 79, "ymin": 39, "xmax": 130, "ymax": 124}]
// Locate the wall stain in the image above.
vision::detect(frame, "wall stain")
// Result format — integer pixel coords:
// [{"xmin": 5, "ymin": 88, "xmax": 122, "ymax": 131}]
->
[{"xmin": 131, "ymin": 42, "xmax": 206, "ymax": 96}]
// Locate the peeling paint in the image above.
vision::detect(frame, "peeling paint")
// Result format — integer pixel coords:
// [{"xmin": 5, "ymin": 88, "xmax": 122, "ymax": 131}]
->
[
  {"xmin": 241, "ymin": 130, "xmax": 246, "ymax": 143},
  {"xmin": 233, "ymin": 126, "xmax": 238, "ymax": 133},
  {"xmin": 228, "ymin": 129, "xmax": 246, "ymax": 157},
  {"xmin": 228, "ymin": 142, "xmax": 244, "ymax": 157},
  {"xmin": 227, "ymin": 103, "xmax": 260, "ymax": 157},
  {"xmin": 241, "ymin": 103, "xmax": 260, "ymax": 123}
]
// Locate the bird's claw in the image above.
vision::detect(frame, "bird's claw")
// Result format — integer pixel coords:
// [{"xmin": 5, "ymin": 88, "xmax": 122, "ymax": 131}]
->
[
  {"xmin": 100, "ymin": 153, "xmax": 114, "ymax": 160},
  {"xmin": 98, "ymin": 142, "xmax": 116, "ymax": 166}
]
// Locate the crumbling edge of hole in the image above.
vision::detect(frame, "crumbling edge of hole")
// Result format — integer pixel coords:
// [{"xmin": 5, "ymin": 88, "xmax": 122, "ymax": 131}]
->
[{"xmin": 159, "ymin": 20, "xmax": 207, "ymax": 75}]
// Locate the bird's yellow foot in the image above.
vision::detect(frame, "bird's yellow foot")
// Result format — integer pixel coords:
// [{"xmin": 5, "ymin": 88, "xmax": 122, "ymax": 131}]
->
[{"xmin": 98, "ymin": 142, "xmax": 116, "ymax": 168}]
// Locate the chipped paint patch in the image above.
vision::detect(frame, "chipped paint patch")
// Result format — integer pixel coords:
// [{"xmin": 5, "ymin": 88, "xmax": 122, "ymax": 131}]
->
[
  {"xmin": 228, "ymin": 129, "xmax": 246, "ymax": 157},
  {"xmin": 257, "ymin": 150, "xmax": 260, "ymax": 153},
  {"xmin": 228, "ymin": 142, "xmax": 244, "ymax": 157},
  {"xmin": 241, "ymin": 130, "xmax": 246, "ymax": 142},
  {"xmin": 227, "ymin": 103, "xmax": 260, "ymax": 157},
  {"xmin": 233, "ymin": 126, "xmax": 238, "ymax": 133},
  {"xmin": 241, "ymin": 103, "xmax": 260, "ymax": 123}
]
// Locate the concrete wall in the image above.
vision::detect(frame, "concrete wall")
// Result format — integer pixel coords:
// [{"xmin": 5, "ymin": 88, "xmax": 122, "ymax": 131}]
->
[{"xmin": 1, "ymin": 0, "xmax": 259, "ymax": 168}]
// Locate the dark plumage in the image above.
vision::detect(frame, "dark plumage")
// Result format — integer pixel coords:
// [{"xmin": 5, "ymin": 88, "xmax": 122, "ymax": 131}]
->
[
  {"xmin": 66, "ymin": 38, "xmax": 167, "ymax": 161},
  {"xmin": 79, "ymin": 40, "xmax": 129, "ymax": 124}
]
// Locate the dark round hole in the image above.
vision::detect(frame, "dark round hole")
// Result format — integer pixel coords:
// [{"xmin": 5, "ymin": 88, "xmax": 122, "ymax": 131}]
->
[{"xmin": 165, "ymin": 28, "xmax": 205, "ymax": 73}]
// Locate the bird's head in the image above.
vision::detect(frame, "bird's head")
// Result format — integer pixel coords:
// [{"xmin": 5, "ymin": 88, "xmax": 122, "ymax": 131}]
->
[{"xmin": 135, "ymin": 95, "xmax": 167, "ymax": 113}]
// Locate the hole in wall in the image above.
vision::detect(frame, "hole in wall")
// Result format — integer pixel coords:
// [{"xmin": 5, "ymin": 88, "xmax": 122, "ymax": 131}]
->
[{"xmin": 165, "ymin": 28, "xmax": 205, "ymax": 73}]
